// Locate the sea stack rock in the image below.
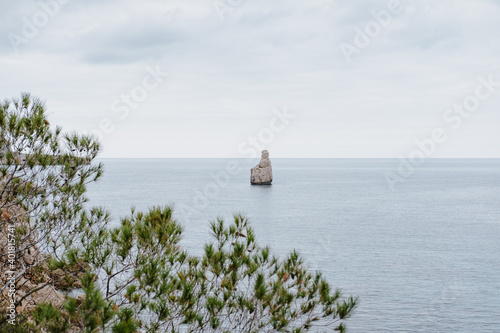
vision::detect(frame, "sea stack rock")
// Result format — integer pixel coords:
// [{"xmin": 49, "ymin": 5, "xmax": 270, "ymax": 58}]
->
[{"xmin": 251, "ymin": 150, "xmax": 273, "ymax": 185}]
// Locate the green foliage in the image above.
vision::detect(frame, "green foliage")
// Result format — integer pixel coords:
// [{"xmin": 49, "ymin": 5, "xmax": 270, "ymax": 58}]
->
[
  {"xmin": 0, "ymin": 311, "xmax": 32, "ymax": 333},
  {"xmin": 0, "ymin": 92, "xmax": 107, "ymax": 282},
  {"xmin": 0, "ymin": 93, "xmax": 357, "ymax": 332},
  {"xmin": 33, "ymin": 303, "xmax": 70, "ymax": 332},
  {"xmin": 85, "ymin": 209, "xmax": 357, "ymax": 332},
  {"xmin": 65, "ymin": 271, "xmax": 116, "ymax": 332},
  {"xmin": 0, "ymin": 93, "xmax": 109, "ymax": 329},
  {"xmin": 112, "ymin": 308, "xmax": 140, "ymax": 333}
]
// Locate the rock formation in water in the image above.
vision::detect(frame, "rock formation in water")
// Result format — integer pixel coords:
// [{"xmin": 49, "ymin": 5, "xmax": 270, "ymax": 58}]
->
[{"xmin": 251, "ymin": 150, "xmax": 273, "ymax": 185}]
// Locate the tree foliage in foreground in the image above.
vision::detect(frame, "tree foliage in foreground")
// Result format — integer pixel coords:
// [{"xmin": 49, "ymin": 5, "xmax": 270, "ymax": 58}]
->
[
  {"xmin": 0, "ymin": 94, "xmax": 357, "ymax": 332},
  {"xmin": 0, "ymin": 92, "xmax": 106, "ymax": 328}
]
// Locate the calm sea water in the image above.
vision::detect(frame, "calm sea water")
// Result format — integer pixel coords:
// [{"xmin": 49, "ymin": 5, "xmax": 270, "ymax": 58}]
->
[{"xmin": 87, "ymin": 159, "xmax": 500, "ymax": 332}]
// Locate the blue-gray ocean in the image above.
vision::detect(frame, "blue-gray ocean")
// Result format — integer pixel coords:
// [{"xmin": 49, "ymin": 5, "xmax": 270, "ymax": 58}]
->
[{"xmin": 87, "ymin": 159, "xmax": 500, "ymax": 332}]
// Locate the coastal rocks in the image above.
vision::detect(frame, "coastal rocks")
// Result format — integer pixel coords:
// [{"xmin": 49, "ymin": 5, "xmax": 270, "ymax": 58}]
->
[
  {"xmin": 31, "ymin": 284, "xmax": 66, "ymax": 308},
  {"xmin": 251, "ymin": 150, "xmax": 273, "ymax": 185},
  {"xmin": 0, "ymin": 194, "xmax": 74, "ymax": 314}
]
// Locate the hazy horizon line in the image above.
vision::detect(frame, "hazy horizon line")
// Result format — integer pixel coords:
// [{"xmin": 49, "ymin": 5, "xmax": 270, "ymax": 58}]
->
[{"xmin": 94, "ymin": 157, "xmax": 500, "ymax": 159}]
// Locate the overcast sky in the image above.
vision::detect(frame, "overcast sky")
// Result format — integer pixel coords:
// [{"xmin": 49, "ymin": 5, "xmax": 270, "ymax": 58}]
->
[{"xmin": 1, "ymin": 0, "xmax": 499, "ymax": 158}]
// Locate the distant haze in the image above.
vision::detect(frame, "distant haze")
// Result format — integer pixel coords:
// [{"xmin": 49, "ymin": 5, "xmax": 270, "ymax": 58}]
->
[{"xmin": 1, "ymin": 0, "xmax": 499, "ymax": 158}]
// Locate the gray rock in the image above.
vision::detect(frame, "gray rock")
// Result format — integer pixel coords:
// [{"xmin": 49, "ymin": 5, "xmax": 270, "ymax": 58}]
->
[
  {"xmin": 31, "ymin": 284, "xmax": 65, "ymax": 308},
  {"xmin": 251, "ymin": 150, "xmax": 273, "ymax": 185}
]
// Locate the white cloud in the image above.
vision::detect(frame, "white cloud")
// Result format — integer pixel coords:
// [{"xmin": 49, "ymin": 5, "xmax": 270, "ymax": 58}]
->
[{"xmin": 0, "ymin": 0, "xmax": 499, "ymax": 157}]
